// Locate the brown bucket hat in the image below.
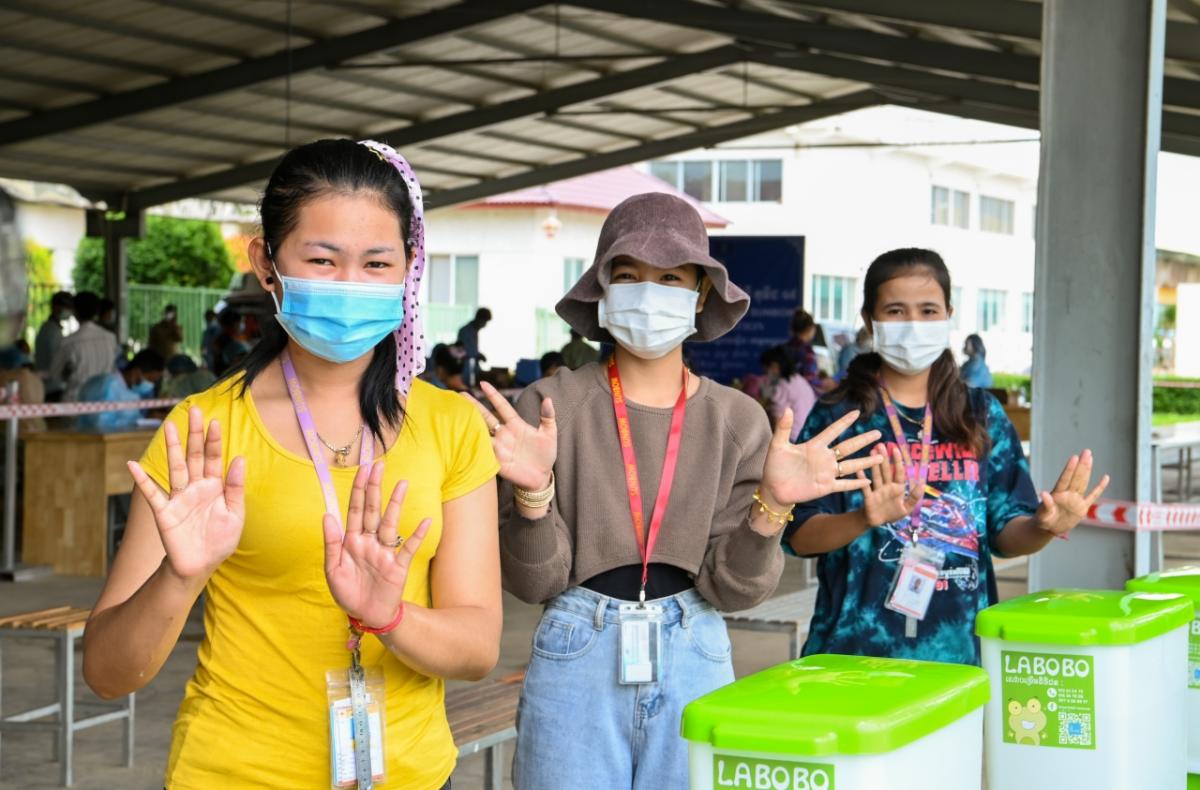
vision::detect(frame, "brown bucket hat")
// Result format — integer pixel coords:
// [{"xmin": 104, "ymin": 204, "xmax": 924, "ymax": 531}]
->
[{"xmin": 556, "ymin": 192, "xmax": 749, "ymax": 343}]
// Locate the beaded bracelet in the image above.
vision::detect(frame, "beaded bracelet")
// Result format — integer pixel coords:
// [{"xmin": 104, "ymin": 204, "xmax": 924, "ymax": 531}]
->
[
  {"xmin": 514, "ymin": 471, "xmax": 556, "ymax": 509},
  {"xmin": 752, "ymin": 488, "xmax": 795, "ymax": 527},
  {"xmin": 349, "ymin": 603, "xmax": 406, "ymax": 635}
]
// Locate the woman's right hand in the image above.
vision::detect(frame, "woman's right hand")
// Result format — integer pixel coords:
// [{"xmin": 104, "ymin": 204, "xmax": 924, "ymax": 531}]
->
[
  {"xmin": 466, "ymin": 382, "xmax": 557, "ymax": 492},
  {"xmin": 860, "ymin": 445, "xmax": 922, "ymax": 527},
  {"xmin": 127, "ymin": 406, "xmax": 246, "ymax": 583}
]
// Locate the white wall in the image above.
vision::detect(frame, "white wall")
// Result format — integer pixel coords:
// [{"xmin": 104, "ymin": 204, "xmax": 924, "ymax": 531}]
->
[
  {"xmin": 1176, "ymin": 283, "xmax": 1200, "ymax": 378},
  {"xmin": 422, "ymin": 206, "xmax": 605, "ymax": 369},
  {"xmin": 15, "ymin": 200, "xmax": 85, "ymax": 286}
]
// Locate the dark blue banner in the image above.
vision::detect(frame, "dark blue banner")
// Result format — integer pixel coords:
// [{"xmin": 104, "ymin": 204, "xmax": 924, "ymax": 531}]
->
[{"xmin": 685, "ymin": 236, "xmax": 804, "ymax": 385}]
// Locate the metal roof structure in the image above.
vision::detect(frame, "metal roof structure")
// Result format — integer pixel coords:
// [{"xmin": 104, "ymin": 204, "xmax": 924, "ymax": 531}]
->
[{"xmin": 0, "ymin": 0, "xmax": 1197, "ymax": 213}]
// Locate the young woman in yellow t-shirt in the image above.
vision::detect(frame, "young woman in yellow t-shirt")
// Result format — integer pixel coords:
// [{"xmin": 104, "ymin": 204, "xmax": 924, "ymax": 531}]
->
[{"xmin": 82, "ymin": 140, "xmax": 501, "ymax": 789}]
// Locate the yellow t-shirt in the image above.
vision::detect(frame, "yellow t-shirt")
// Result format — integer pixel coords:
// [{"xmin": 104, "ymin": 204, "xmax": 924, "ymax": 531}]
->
[{"xmin": 139, "ymin": 375, "xmax": 498, "ymax": 789}]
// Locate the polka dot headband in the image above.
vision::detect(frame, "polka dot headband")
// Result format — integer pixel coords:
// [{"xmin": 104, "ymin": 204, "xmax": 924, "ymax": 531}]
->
[{"xmin": 359, "ymin": 139, "xmax": 426, "ymax": 397}]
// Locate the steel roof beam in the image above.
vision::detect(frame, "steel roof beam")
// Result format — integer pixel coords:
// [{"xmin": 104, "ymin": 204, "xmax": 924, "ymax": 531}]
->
[
  {"xmin": 424, "ymin": 90, "xmax": 879, "ymax": 207},
  {"xmin": 125, "ymin": 44, "xmax": 746, "ymax": 209},
  {"xmin": 0, "ymin": 0, "xmax": 543, "ymax": 147},
  {"xmin": 787, "ymin": 0, "xmax": 1200, "ymax": 64}
]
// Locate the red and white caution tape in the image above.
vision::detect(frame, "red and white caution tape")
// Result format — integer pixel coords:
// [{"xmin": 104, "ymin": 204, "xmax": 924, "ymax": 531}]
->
[
  {"xmin": 0, "ymin": 398, "xmax": 180, "ymax": 420},
  {"xmin": 1085, "ymin": 498, "xmax": 1200, "ymax": 532}
]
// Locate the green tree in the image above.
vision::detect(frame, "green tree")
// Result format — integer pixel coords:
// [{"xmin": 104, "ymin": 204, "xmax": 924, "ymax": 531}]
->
[
  {"xmin": 72, "ymin": 216, "xmax": 236, "ymax": 293},
  {"xmin": 25, "ymin": 239, "xmax": 55, "ymax": 284}
]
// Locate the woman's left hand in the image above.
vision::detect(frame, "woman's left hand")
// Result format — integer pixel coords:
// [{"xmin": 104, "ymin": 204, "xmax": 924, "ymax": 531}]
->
[
  {"xmin": 323, "ymin": 460, "xmax": 432, "ymax": 630},
  {"xmin": 760, "ymin": 409, "xmax": 884, "ymax": 507},
  {"xmin": 1034, "ymin": 449, "xmax": 1111, "ymax": 536}
]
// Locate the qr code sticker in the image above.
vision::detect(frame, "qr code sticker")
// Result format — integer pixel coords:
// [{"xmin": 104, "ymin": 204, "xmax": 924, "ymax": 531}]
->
[{"xmin": 1058, "ymin": 713, "xmax": 1092, "ymax": 746}]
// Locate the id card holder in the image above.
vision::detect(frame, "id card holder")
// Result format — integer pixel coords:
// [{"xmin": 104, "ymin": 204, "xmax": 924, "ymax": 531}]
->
[
  {"xmin": 617, "ymin": 603, "xmax": 663, "ymax": 685},
  {"xmin": 327, "ymin": 666, "xmax": 387, "ymax": 789},
  {"xmin": 885, "ymin": 543, "xmax": 945, "ymax": 623}
]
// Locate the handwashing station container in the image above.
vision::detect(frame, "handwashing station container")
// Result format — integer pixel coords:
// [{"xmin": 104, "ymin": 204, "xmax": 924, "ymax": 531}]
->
[
  {"xmin": 1127, "ymin": 567, "xmax": 1200, "ymax": 784},
  {"xmin": 976, "ymin": 589, "xmax": 1193, "ymax": 790},
  {"xmin": 681, "ymin": 653, "xmax": 989, "ymax": 790}
]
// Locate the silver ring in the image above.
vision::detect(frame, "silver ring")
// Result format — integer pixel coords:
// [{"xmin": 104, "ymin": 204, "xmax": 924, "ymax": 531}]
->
[{"xmin": 386, "ymin": 536, "xmax": 405, "ymax": 548}]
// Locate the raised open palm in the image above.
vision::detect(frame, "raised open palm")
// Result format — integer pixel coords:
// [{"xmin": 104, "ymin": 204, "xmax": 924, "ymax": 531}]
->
[
  {"xmin": 1035, "ymin": 449, "xmax": 1110, "ymax": 536},
  {"xmin": 127, "ymin": 407, "xmax": 245, "ymax": 582},
  {"xmin": 467, "ymin": 381, "xmax": 557, "ymax": 492},
  {"xmin": 761, "ymin": 408, "xmax": 883, "ymax": 506},
  {"xmin": 323, "ymin": 460, "xmax": 431, "ymax": 630},
  {"xmin": 860, "ymin": 445, "xmax": 924, "ymax": 527}
]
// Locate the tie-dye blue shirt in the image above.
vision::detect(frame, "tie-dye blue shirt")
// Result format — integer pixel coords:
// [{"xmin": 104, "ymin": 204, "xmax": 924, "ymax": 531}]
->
[{"xmin": 785, "ymin": 388, "xmax": 1038, "ymax": 665}]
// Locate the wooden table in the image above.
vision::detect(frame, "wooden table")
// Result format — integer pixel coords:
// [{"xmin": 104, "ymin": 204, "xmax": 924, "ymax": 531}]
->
[{"xmin": 22, "ymin": 430, "xmax": 155, "ymax": 576}]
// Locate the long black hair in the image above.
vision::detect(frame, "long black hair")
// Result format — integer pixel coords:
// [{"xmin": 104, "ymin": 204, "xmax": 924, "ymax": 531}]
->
[
  {"xmin": 830, "ymin": 248, "xmax": 989, "ymax": 458},
  {"xmin": 228, "ymin": 139, "xmax": 416, "ymax": 444}
]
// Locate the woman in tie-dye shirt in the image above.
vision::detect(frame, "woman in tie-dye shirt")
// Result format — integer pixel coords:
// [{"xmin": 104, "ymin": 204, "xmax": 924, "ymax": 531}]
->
[{"xmin": 786, "ymin": 248, "xmax": 1109, "ymax": 665}]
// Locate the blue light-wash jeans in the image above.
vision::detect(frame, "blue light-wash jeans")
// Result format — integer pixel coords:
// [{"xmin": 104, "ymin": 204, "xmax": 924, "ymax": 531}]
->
[{"xmin": 512, "ymin": 587, "xmax": 735, "ymax": 790}]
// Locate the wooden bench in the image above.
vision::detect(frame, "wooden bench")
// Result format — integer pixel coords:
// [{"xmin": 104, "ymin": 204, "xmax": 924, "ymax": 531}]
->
[
  {"xmin": 722, "ymin": 587, "xmax": 819, "ymax": 659},
  {"xmin": 447, "ymin": 670, "xmax": 523, "ymax": 790},
  {"xmin": 0, "ymin": 606, "xmax": 134, "ymax": 787}
]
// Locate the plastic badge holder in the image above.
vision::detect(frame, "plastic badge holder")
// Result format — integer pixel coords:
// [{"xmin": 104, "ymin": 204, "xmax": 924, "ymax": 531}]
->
[{"xmin": 327, "ymin": 666, "xmax": 387, "ymax": 788}]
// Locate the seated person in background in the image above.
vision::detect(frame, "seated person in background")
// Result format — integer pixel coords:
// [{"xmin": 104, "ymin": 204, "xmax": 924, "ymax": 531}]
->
[
  {"xmin": 559, "ymin": 328, "xmax": 599, "ymax": 370},
  {"xmin": 161, "ymin": 354, "xmax": 216, "ymax": 399},
  {"xmin": 428, "ymin": 343, "xmax": 468, "ymax": 391},
  {"xmin": 761, "ymin": 344, "xmax": 817, "ymax": 441},
  {"xmin": 76, "ymin": 349, "xmax": 165, "ymax": 432},
  {"xmin": 960, "ymin": 333, "xmax": 994, "ymax": 389},
  {"xmin": 208, "ymin": 308, "xmax": 242, "ymax": 375},
  {"xmin": 539, "ymin": 351, "xmax": 564, "ymax": 379}
]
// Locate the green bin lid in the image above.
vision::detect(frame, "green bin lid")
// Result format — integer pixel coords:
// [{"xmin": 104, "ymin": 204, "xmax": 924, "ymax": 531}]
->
[
  {"xmin": 1127, "ymin": 566, "xmax": 1200, "ymax": 608},
  {"xmin": 680, "ymin": 654, "xmax": 989, "ymax": 757},
  {"xmin": 975, "ymin": 588, "xmax": 1193, "ymax": 646}
]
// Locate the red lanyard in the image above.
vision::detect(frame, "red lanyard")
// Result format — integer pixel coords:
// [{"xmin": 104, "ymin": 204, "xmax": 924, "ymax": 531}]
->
[
  {"xmin": 880, "ymin": 388, "xmax": 933, "ymax": 532},
  {"xmin": 608, "ymin": 356, "xmax": 688, "ymax": 604}
]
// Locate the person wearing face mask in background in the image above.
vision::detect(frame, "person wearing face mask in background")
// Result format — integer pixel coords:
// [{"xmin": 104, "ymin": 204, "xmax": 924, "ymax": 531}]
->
[
  {"xmin": 786, "ymin": 248, "xmax": 1110, "ymax": 665},
  {"xmin": 471, "ymin": 193, "xmax": 884, "ymax": 790},
  {"xmin": 76, "ymin": 348, "xmax": 165, "ymax": 431}
]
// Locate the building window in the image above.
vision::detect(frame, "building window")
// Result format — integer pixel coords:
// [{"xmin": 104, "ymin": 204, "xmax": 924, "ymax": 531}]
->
[
  {"xmin": 754, "ymin": 160, "xmax": 783, "ymax": 201},
  {"xmin": 682, "ymin": 161, "xmax": 712, "ymax": 202},
  {"xmin": 719, "ymin": 161, "xmax": 748, "ymax": 202},
  {"xmin": 931, "ymin": 186, "xmax": 970, "ymax": 229},
  {"xmin": 951, "ymin": 286, "xmax": 963, "ymax": 330},
  {"xmin": 812, "ymin": 275, "xmax": 857, "ymax": 324},
  {"xmin": 978, "ymin": 289, "xmax": 1007, "ymax": 332},
  {"xmin": 651, "ymin": 159, "xmax": 781, "ymax": 203},
  {"xmin": 427, "ymin": 254, "xmax": 479, "ymax": 306},
  {"xmin": 1022, "ymin": 292, "xmax": 1034, "ymax": 334},
  {"xmin": 563, "ymin": 257, "xmax": 586, "ymax": 293},
  {"xmin": 980, "ymin": 196, "xmax": 1015, "ymax": 234}
]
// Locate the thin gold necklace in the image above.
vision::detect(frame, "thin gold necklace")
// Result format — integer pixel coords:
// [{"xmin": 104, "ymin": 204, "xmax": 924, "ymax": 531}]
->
[{"xmin": 318, "ymin": 425, "xmax": 362, "ymax": 466}]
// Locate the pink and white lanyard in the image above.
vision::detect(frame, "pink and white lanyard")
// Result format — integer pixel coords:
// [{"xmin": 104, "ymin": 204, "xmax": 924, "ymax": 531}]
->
[
  {"xmin": 280, "ymin": 349, "xmax": 379, "ymax": 788},
  {"xmin": 879, "ymin": 388, "xmax": 933, "ymax": 540}
]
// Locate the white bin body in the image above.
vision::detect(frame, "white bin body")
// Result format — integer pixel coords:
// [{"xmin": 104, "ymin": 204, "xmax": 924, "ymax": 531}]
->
[
  {"xmin": 1191, "ymin": 686, "xmax": 1200, "ymax": 775},
  {"xmin": 982, "ymin": 627, "xmax": 1187, "ymax": 790},
  {"xmin": 688, "ymin": 707, "xmax": 983, "ymax": 790}
]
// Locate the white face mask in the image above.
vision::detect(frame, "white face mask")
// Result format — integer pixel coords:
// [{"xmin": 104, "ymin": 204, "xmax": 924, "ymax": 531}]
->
[
  {"xmin": 872, "ymin": 320, "xmax": 951, "ymax": 375},
  {"xmin": 597, "ymin": 282, "xmax": 699, "ymax": 360}
]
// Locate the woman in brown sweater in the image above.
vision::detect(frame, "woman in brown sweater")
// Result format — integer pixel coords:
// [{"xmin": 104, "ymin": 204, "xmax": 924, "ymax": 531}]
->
[{"xmin": 472, "ymin": 193, "xmax": 882, "ymax": 789}]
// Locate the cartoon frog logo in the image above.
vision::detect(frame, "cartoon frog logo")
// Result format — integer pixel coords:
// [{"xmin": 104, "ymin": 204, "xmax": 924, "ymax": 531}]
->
[{"xmin": 1007, "ymin": 697, "xmax": 1047, "ymax": 745}]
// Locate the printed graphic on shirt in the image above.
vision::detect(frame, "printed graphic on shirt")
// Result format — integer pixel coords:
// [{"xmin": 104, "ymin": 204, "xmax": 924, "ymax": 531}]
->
[{"xmin": 788, "ymin": 390, "xmax": 1040, "ymax": 666}]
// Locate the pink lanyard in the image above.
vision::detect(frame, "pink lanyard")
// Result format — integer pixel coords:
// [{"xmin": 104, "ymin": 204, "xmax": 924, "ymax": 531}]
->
[
  {"xmin": 280, "ymin": 350, "xmax": 374, "ymax": 520},
  {"xmin": 880, "ymin": 388, "xmax": 933, "ymax": 533}
]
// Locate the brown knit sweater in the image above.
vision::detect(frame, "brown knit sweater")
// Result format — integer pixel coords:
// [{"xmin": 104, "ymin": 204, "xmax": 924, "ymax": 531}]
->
[{"xmin": 499, "ymin": 362, "xmax": 783, "ymax": 611}]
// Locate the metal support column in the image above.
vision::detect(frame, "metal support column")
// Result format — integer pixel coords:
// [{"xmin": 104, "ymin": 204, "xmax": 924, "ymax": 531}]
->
[
  {"xmin": 1028, "ymin": 0, "xmax": 1167, "ymax": 589},
  {"xmin": 88, "ymin": 207, "xmax": 143, "ymax": 346}
]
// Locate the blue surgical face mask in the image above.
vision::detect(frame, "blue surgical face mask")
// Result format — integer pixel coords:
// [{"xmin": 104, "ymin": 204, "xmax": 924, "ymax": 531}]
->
[
  {"xmin": 133, "ymin": 380, "xmax": 156, "ymax": 398},
  {"xmin": 270, "ymin": 264, "xmax": 406, "ymax": 364}
]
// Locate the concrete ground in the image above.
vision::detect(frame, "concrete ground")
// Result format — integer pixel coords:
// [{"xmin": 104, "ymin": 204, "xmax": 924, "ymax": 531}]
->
[{"xmin": 0, "ymin": 457, "xmax": 1195, "ymax": 789}]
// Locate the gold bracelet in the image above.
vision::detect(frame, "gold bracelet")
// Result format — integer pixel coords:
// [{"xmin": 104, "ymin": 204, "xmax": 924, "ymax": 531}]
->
[
  {"xmin": 752, "ymin": 488, "xmax": 795, "ymax": 527},
  {"xmin": 515, "ymin": 471, "xmax": 556, "ymax": 508}
]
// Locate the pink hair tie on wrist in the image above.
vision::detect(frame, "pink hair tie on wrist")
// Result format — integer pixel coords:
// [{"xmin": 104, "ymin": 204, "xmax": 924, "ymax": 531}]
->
[{"xmin": 348, "ymin": 603, "xmax": 405, "ymax": 635}]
